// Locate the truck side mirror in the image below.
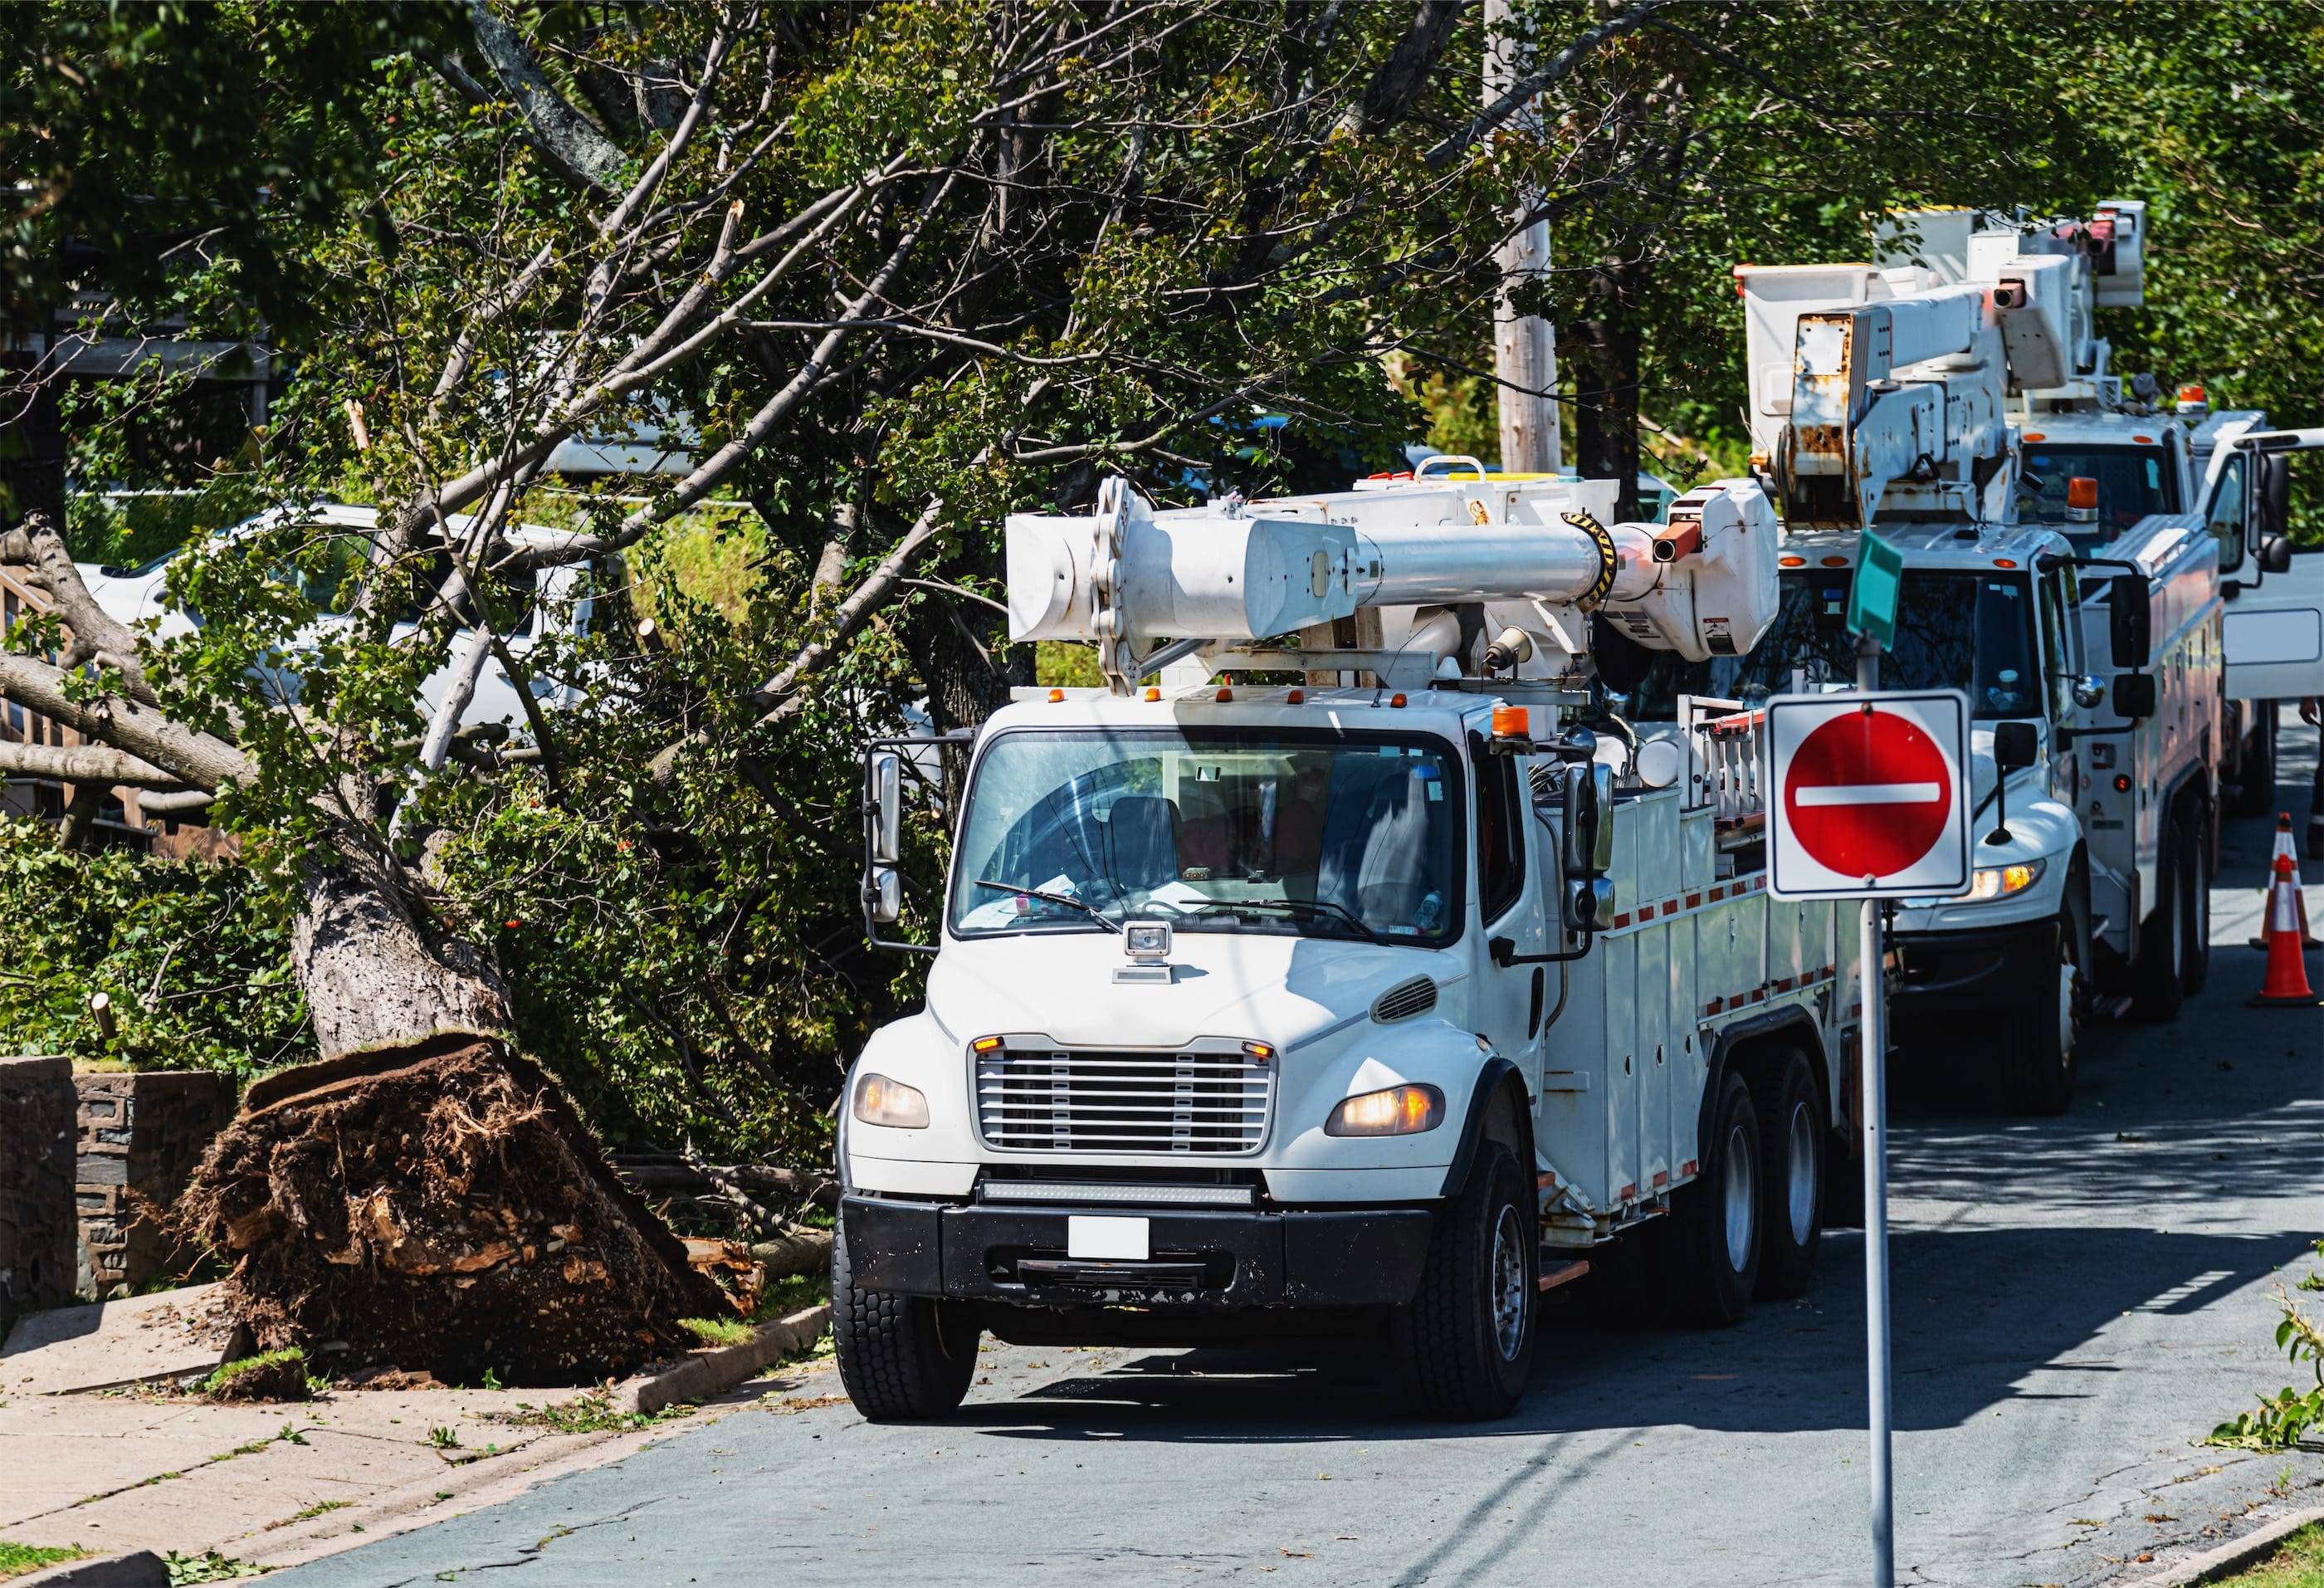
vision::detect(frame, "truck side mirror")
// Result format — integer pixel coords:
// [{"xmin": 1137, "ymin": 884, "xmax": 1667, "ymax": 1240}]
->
[
  {"xmin": 1563, "ymin": 763, "xmax": 1614, "ymax": 877},
  {"xmin": 2258, "ymin": 533, "xmax": 2294, "ymax": 575},
  {"xmin": 1561, "ymin": 875, "xmax": 1616, "ymax": 936},
  {"xmin": 2112, "ymin": 672, "xmax": 2157, "ymax": 720},
  {"xmin": 869, "ymin": 750, "xmax": 903, "ymax": 863},
  {"xmin": 2259, "ymin": 452, "xmax": 2292, "ymax": 542},
  {"xmin": 1993, "ymin": 721, "xmax": 2039, "ymax": 771},
  {"xmin": 867, "ymin": 865, "xmax": 903, "ymax": 924},
  {"xmin": 2107, "ymin": 574, "xmax": 2152, "ymax": 670}
]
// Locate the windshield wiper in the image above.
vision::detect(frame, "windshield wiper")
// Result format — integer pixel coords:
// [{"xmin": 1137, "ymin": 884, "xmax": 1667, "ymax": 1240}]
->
[
  {"xmin": 1184, "ymin": 897, "xmax": 1388, "ymax": 945},
  {"xmin": 969, "ymin": 877, "xmax": 1120, "ymax": 932}
]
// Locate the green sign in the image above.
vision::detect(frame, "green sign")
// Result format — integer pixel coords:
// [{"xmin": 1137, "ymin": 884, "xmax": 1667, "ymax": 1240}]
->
[{"xmin": 1847, "ymin": 530, "xmax": 1903, "ymax": 650}]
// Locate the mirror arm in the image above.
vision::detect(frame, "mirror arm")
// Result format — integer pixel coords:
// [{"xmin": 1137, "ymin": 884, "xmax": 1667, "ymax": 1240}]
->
[{"xmin": 1492, "ymin": 930, "xmax": 1598, "ymax": 967}]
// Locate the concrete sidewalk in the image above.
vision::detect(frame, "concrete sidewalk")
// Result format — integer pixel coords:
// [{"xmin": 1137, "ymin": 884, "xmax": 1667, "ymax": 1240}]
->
[{"xmin": 0, "ymin": 1333, "xmax": 842, "ymax": 1572}]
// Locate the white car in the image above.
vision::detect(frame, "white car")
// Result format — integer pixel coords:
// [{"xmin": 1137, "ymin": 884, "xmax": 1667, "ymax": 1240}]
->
[{"xmin": 76, "ymin": 503, "xmax": 607, "ymax": 735}]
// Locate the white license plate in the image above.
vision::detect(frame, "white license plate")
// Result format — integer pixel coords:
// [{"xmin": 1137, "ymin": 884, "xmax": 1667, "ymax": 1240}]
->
[{"xmin": 1067, "ymin": 1215, "xmax": 1150, "ymax": 1260}]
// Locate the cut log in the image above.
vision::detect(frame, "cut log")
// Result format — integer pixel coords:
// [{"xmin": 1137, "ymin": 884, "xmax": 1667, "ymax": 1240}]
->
[{"xmin": 178, "ymin": 1035, "xmax": 725, "ymax": 1385}]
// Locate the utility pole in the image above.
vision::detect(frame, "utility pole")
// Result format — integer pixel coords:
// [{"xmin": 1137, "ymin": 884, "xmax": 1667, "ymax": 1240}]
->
[{"xmin": 1485, "ymin": 0, "xmax": 1561, "ymax": 474}]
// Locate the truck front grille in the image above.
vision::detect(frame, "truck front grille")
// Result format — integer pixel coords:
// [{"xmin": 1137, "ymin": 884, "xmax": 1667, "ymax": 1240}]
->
[{"xmin": 974, "ymin": 1043, "xmax": 1273, "ymax": 1155}]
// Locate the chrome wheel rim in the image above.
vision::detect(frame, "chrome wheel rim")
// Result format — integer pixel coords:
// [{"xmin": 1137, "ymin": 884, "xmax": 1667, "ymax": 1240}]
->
[
  {"xmin": 1785, "ymin": 1101, "xmax": 1817, "ymax": 1246},
  {"xmin": 1489, "ymin": 1204, "xmax": 1527, "ymax": 1361},
  {"xmin": 1723, "ymin": 1122, "xmax": 1756, "ymax": 1273}
]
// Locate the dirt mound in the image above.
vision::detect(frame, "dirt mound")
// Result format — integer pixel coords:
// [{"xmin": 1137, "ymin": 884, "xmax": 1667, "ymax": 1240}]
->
[{"xmin": 178, "ymin": 1035, "xmax": 725, "ymax": 1385}]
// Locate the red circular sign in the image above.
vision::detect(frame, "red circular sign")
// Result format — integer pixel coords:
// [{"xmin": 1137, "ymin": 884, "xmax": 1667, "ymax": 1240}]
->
[{"xmin": 1782, "ymin": 710, "xmax": 1955, "ymax": 880}]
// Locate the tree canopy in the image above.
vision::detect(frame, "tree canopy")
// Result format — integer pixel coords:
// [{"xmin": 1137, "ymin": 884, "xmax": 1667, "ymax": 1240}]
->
[{"xmin": 4, "ymin": 0, "xmax": 2317, "ymax": 1170}]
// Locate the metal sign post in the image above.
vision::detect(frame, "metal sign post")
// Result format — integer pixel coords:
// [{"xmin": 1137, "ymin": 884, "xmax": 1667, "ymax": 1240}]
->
[
  {"xmin": 1856, "ymin": 631, "xmax": 1893, "ymax": 1588},
  {"xmin": 1765, "ymin": 555, "xmax": 1966, "ymax": 1585}
]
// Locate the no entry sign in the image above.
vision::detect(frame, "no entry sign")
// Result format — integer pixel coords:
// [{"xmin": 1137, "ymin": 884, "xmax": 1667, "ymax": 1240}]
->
[{"xmin": 1766, "ymin": 691, "xmax": 1971, "ymax": 899}]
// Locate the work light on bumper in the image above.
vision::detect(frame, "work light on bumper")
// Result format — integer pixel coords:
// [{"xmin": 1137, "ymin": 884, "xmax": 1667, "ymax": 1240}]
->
[
  {"xmin": 852, "ymin": 1072, "xmax": 930, "ymax": 1129},
  {"xmin": 1325, "ymin": 1083, "xmax": 1444, "ymax": 1137}
]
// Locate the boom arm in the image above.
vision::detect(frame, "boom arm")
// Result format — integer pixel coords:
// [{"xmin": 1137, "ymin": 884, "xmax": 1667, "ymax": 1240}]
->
[{"xmin": 1007, "ymin": 472, "xmax": 1781, "ymax": 694}]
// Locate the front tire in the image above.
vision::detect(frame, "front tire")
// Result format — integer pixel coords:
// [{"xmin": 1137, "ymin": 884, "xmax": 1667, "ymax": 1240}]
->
[
  {"xmin": 832, "ymin": 1221, "xmax": 979, "ymax": 1423},
  {"xmin": 1394, "ymin": 1140, "xmax": 1535, "ymax": 1420},
  {"xmin": 1752, "ymin": 1050, "xmax": 1824, "ymax": 1300},
  {"xmin": 2130, "ymin": 820, "xmax": 2186, "ymax": 1024},
  {"xmin": 1661, "ymin": 1071, "xmax": 1763, "ymax": 1326},
  {"xmin": 2181, "ymin": 812, "xmax": 2211, "ymax": 995},
  {"xmin": 2003, "ymin": 915, "xmax": 2084, "ymax": 1115}
]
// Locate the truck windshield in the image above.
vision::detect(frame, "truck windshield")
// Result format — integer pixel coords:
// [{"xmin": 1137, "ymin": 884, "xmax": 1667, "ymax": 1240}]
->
[
  {"xmin": 949, "ymin": 728, "xmax": 1462, "ymax": 945},
  {"xmin": 2021, "ymin": 443, "xmax": 2176, "ymax": 535},
  {"xmin": 1625, "ymin": 570, "xmax": 2040, "ymax": 721}
]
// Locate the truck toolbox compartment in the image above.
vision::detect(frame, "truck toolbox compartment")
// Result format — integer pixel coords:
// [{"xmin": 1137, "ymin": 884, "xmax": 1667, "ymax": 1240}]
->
[{"xmin": 839, "ymin": 1195, "xmax": 1431, "ymax": 1308}]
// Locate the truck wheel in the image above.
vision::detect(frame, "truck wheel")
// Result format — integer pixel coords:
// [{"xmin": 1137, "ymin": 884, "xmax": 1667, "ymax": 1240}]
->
[
  {"xmin": 1394, "ymin": 1139, "xmax": 1535, "ymax": 1420},
  {"xmin": 2130, "ymin": 822, "xmax": 2185, "ymax": 1024},
  {"xmin": 831, "ymin": 1223, "xmax": 979, "ymax": 1423},
  {"xmin": 1662, "ymin": 1071, "xmax": 1763, "ymax": 1327},
  {"xmin": 1752, "ymin": 1050, "xmax": 1824, "ymax": 1300},
  {"xmin": 2003, "ymin": 915, "xmax": 2082, "ymax": 1115},
  {"xmin": 2180, "ymin": 815, "xmax": 2210, "ymax": 996},
  {"xmin": 2231, "ymin": 704, "xmax": 2277, "ymax": 818}
]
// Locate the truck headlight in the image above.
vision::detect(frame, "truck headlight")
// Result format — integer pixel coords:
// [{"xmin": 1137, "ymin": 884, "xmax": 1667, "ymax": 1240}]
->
[
  {"xmin": 1326, "ymin": 1083, "xmax": 1443, "ymax": 1137},
  {"xmin": 852, "ymin": 1071, "xmax": 930, "ymax": 1129},
  {"xmin": 1960, "ymin": 858, "xmax": 2045, "ymax": 901}
]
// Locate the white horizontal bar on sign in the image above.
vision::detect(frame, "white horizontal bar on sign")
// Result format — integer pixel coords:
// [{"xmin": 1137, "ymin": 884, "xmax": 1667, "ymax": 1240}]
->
[{"xmin": 1791, "ymin": 782, "xmax": 1941, "ymax": 807}]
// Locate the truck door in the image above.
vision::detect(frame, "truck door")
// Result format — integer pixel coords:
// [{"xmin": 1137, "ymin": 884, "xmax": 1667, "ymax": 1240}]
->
[
  {"xmin": 1471, "ymin": 740, "xmax": 1549, "ymax": 1085},
  {"xmin": 2217, "ymin": 443, "xmax": 2324, "ymax": 705},
  {"xmin": 2038, "ymin": 564, "xmax": 2082, "ymax": 807}
]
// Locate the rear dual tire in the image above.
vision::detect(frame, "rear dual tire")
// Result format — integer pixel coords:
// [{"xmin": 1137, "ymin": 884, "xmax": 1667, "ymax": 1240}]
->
[{"xmin": 1662, "ymin": 1072, "xmax": 1764, "ymax": 1326}]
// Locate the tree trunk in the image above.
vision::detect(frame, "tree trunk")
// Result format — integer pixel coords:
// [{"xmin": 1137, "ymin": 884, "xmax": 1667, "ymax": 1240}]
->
[
  {"xmin": 291, "ymin": 858, "xmax": 510, "ymax": 1058},
  {"xmin": 1571, "ymin": 255, "xmax": 1643, "ymax": 521}
]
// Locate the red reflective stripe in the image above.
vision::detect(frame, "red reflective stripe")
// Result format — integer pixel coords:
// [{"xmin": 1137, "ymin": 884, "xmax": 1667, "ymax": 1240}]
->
[
  {"xmin": 1652, "ymin": 1170, "xmax": 1670, "ymax": 1189},
  {"xmin": 1679, "ymin": 1159, "xmax": 1698, "ymax": 1177},
  {"xmin": 1686, "ymin": 893, "xmax": 1702, "ymax": 908},
  {"xmin": 1618, "ymin": 1183, "xmax": 1638, "ymax": 1201},
  {"xmin": 1705, "ymin": 997, "xmax": 1726, "ymax": 1014},
  {"xmin": 1612, "ymin": 912, "xmax": 1632, "ymax": 928}
]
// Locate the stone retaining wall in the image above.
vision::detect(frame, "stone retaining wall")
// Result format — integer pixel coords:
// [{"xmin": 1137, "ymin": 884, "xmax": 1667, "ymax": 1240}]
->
[
  {"xmin": 75, "ymin": 1072, "xmax": 234, "ymax": 1299},
  {"xmin": 0, "ymin": 1055, "xmax": 76, "ymax": 1331}
]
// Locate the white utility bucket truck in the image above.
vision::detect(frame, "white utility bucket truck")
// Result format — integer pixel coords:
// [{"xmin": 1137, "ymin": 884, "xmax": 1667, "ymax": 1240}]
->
[
  {"xmin": 1706, "ymin": 223, "xmax": 2175, "ymax": 1111},
  {"xmin": 1915, "ymin": 202, "xmax": 2309, "ymax": 819},
  {"xmin": 834, "ymin": 466, "xmax": 1871, "ymax": 1421}
]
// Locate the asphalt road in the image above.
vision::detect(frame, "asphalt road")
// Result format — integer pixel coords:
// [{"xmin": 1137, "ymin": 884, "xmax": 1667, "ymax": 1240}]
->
[{"xmin": 281, "ymin": 728, "xmax": 2324, "ymax": 1588}]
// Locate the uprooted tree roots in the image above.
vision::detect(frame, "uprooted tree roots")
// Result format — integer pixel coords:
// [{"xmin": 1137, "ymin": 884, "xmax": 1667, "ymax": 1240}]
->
[{"xmin": 178, "ymin": 1035, "xmax": 728, "ymax": 1385}]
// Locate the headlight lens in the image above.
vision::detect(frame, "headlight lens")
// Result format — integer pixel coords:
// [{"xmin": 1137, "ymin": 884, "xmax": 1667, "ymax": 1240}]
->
[
  {"xmin": 852, "ymin": 1071, "xmax": 930, "ymax": 1129},
  {"xmin": 1326, "ymin": 1082, "xmax": 1443, "ymax": 1137},
  {"xmin": 1960, "ymin": 858, "xmax": 2045, "ymax": 901}
]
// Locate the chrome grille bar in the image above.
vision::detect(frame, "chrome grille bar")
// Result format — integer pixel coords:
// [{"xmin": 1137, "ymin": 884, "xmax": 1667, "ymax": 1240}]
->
[{"xmin": 974, "ymin": 1043, "xmax": 1273, "ymax": 1155}]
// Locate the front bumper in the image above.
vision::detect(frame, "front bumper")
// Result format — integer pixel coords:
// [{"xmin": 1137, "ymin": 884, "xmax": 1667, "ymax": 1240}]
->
[
  {"xmin": 1890, "ymin": 916, "xmax": 2061, "ymax": 1017},
  {"xmin": 841, "ymin": 1194, "xmax": 1434, "ymax": 1310}
]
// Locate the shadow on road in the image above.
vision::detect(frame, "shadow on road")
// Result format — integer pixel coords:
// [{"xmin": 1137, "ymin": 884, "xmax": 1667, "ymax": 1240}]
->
[{"xmin": 959, "ymin": 1223, "xmax": 2311, "ymax": 1446}]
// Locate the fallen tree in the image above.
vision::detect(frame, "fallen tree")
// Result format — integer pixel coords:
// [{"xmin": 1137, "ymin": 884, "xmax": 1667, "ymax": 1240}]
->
[{"xmin": 182, "ymin": 1037, "xmax": 725, "ymax": 1385}]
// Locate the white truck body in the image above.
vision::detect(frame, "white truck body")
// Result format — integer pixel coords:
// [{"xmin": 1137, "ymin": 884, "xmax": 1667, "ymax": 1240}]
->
[{"xmin": 834, "ymin": 467, "xmax": 1858, "ymax": 1420}]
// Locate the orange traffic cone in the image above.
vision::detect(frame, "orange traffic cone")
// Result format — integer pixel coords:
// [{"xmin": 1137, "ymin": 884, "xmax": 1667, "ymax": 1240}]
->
[
  {"xmin": 2248, "ymin": 814, "xmax": 2322, "ymax": 950},
  {"xmin": 2251, "ymin": 853, "xmax": 2319, "ymax": 1008}
]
